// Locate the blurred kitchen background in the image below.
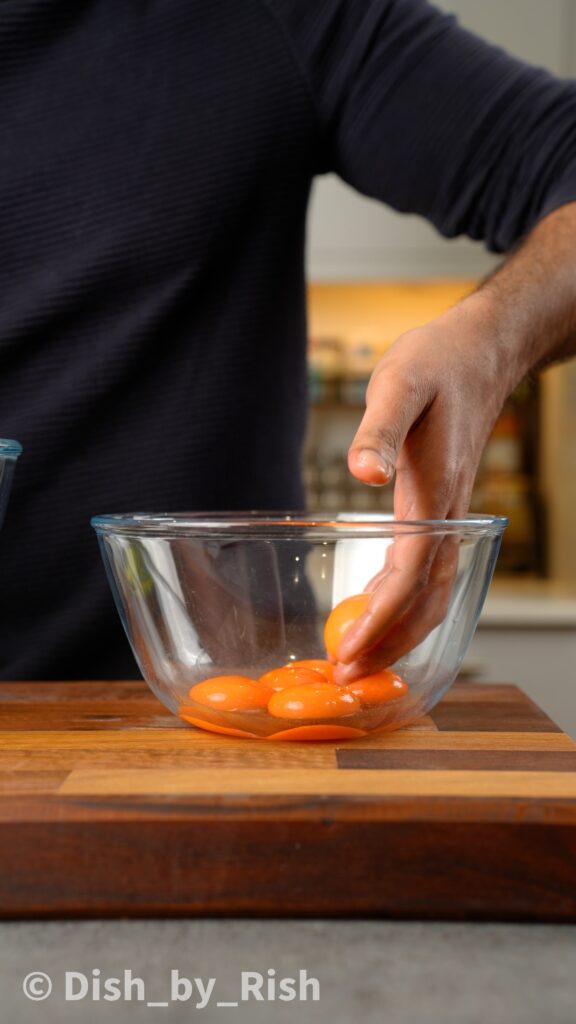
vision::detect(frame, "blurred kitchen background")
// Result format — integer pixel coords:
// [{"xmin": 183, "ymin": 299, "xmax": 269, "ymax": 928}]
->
[{"xmin": 304, "ymin": 0, "xmax": 576, "ymax": 735}]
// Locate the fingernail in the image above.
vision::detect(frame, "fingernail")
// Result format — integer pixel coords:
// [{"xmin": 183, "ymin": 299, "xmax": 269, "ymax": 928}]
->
[{"xmin": 355, "ymin": 450, "xmax": 393, "ymax": 482}]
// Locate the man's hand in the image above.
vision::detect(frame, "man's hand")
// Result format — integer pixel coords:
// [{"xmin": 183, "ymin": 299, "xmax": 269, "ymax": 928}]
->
[
  {"xmin": 332, "ymin": 201, "xmax": 576, "ymax": 683},
  {"xmin": 333, "ymin": 296, "xmax": 509, "ymax": 682}
]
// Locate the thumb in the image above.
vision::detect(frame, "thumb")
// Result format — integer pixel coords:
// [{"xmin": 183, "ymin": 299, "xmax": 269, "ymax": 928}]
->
[{"xmin": 348, "ymin": 365, "xmax": 429, "ymax": 485}]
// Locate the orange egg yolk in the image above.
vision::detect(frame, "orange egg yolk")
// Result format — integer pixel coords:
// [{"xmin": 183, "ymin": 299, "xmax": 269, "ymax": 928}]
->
[
  {"xmin": 345, "ymin": 670, "xmax": 409, "ymax": 705},
  {"xmin": 188, "ymin": 676, "xmax": 272, "ymax": 711},
  {"xmin": 286, "ymin": 658, "xmax": 335, "ymax": 682},
  {"xmin": 324, "ymin": 593, "xmax": 371, "ymax": 660},
  {"xmin": 268, "ymin": 682, "xmax": 361, "ymax": 720},
  {"xmin": 259, "ymin": 665, "xmax": 325, "ymax": 691}
]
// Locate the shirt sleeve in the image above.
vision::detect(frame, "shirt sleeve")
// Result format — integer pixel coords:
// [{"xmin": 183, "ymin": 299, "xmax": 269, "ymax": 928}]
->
[{"xmin": 264, "ymin": 0, "xmax": 576, "ymax": 252}]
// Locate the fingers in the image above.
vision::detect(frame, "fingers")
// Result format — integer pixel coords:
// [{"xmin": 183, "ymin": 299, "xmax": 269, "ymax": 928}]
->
[
  {"xmin": 333, "ymin": 567, "xmax": 453, "ymax": 683},
  {"xmin": 333, "ymin": 536, "xmax": 459, "ymax": 683},
  {"xmin": 339, "ymin": 326, "xmax": 482, "ymax": 677},
  {"xmin": 347, "ymin": 354, "xmax": 431, "ymax": 486},
  {"xmin": 336, "ymin": 530, "xmax": 442, "ymax": 662},
  {"xmin": 336, "ymin": 533, "xmax": 457, "ymax": 665}
]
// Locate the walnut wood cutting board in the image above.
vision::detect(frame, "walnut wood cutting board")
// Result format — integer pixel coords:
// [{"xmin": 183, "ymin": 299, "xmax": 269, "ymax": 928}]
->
[{"xmin": 1, "ymin": 681, "xmax": 576, "ymax": 921}]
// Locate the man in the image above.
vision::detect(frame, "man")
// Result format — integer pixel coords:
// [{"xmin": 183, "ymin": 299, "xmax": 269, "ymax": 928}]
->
[{"xmin": 1, "ymin": 0, "xmax": 575, "ymax": 680}]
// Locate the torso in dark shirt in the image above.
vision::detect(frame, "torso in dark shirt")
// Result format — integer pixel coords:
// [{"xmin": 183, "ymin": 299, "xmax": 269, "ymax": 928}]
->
[
  {"xmin": 0, "ymin": 1, "xmax": 316, "ymax": 677},
  {"xmin": 1, "ymin": 0, "xmax": 575, "ymax": 678}
]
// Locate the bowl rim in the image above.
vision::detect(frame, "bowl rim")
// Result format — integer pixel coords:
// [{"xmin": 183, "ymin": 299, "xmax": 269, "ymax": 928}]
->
[
  {"xmin": 91, "ymin": 511, "xmax": 508, "ymax": 538},
  {"xmin": 0, "ymin": 439, "xmax": 22, "ymax": 459}
]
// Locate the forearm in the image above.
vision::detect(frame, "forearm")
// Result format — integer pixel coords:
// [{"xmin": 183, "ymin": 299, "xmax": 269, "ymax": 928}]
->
[{"xmin": 470, "ymin": 201, "xmax": 576, "ymax": 385}]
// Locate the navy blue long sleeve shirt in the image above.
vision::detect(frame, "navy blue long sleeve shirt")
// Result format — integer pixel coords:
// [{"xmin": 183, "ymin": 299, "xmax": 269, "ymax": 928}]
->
[{"xmin": 1, "ymin": 0, "xmax": 576, "ymax": 679}]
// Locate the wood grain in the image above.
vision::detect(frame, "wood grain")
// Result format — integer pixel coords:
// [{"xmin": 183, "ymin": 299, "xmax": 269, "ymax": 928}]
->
[
  {"xmin": 58, "ymin": 767, "xmax": 576, "ymax": 798},
  {"xmin": 0, "ymin": 772, "xmax": 68, "ymax": 794},
  {"xmin": 339, "ymin": 731, "xmax": 575, "ymax": 750},
  {"xmin": 1, "ymin": 680, "xmax": 576, "ymax": 920},
  {"xmin": 337, "ymin": 750, "xmax": 576, "ymax": 771},
  {"xmin": 430, "ymin": 699, "xmax": 562, "ymax": 732}
]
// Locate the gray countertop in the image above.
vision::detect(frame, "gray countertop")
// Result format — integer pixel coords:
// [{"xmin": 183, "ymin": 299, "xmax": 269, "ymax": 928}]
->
[
  {"xmin": 2, "ymin": 919, "xmax": 575, "ymax": 1024},
  {"xmin": 481, "ymin": 578, "xmax": 576, "ymax": 628},
  {"xmin": 481, "ymin": 594, "xmax": 576, "ymax": 628}
]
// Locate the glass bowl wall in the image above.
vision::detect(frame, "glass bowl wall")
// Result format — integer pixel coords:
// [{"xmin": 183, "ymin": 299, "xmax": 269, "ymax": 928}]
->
[{"xmin": 92, "ymin": 513, "xmax": 506, "ymax": 741}]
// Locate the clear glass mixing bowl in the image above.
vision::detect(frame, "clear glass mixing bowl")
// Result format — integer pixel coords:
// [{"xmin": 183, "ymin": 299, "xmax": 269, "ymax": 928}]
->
[
  {"xmin": 0, "ymin": 440, "xmax": 22, "ymax": 529},
  {"xmin": 92, "ymin": 512, "xmax": 506, "ymax": 741}
]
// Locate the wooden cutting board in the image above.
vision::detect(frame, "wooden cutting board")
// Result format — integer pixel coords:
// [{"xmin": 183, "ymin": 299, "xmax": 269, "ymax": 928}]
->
[{"xmin": 1, "ymin": 680, "xmax": 576, "ymax": 921}]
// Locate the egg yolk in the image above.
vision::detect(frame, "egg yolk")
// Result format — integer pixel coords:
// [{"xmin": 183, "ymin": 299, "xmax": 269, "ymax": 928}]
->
[
  {"xmin": 268, "ymin": 682, "xmax": 361, "ymax": 719},
  {"xmin": 324, "ymin": 593, "xmax": 371, "ymax": 659},
  {"xmin": 179, "ymin": 711, "xmax": 259, "ymax": 739},
  {"xmin": 188, "ymin": 675, "xmax": 272, "ymax": 711},
  {"xmin": 268, "ymin": 724, "xmax": 367, "ymax": 741},
  {"xmin": 286, "ymin": 658, "xmax": 335, "ymax": 682},
  {"xmin": 259, "ymin": 665, "xmax": 325, "ymax": 691},
  {"xmin": 345, "ymin": 670, "xmax": 409, "ymax": 705}
]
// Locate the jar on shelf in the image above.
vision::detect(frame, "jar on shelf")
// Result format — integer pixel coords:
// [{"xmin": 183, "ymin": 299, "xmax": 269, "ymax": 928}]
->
[
  {"xmin": 307, "ymin": 337, "xmax": 343, "ymax": 404},
  {"xmin": 341, "ymin": 341, "xmax": 379, "ymax": 406},
  {"xmin": 482, "ymin": 406, "xmax": 523, "ymax": 475}
]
